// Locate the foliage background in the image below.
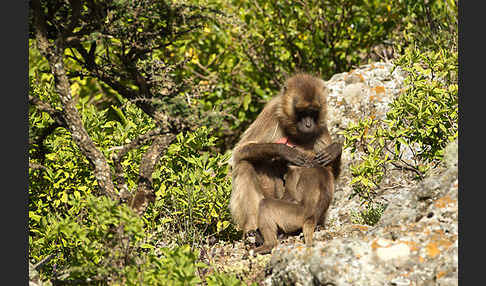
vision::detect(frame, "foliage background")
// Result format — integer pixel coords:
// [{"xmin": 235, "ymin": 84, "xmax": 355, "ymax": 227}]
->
[{"xmin": 28, "ymin": 0, "xmax": 457, "ymax": 284}]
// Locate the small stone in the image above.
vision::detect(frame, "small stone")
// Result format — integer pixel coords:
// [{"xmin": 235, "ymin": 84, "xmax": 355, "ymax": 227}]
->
[{"xmin": 375, "ymin": 242, "xmax": 410, "ymax": 262}]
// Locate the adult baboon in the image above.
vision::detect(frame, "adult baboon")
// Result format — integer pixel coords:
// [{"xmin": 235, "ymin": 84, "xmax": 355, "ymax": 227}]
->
[{"xmin": 229, "ymin": 73, "xmax": 341, "ymax": 242}]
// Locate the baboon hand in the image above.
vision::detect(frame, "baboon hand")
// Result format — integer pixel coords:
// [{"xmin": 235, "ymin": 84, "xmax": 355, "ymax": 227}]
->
[
  {"xmin": 279, "ymin": 145, "xmax": 314, "ymax": 167},
  {"xmin": 312, "ymin": 142, "xmax": 342, "ymax": 167}
]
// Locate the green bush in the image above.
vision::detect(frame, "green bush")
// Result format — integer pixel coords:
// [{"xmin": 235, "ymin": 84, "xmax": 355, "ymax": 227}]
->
[
  {"xmin": 393, "ymin": 0, "xmax": 457, "ymax": 51},
  {"xmin": 338, "ymin": 0, "xmax": 457, "ymax": 225},
  {"xmin": 231, "ymin": 0, "xmax": 402, "ymax": 77},
  {"xmin": 146, "ymin": 127, "xmax": 237, "ymax": 246},
  {"xmin": 29, "ymin": 76, "xmax": 154, "ymax": 230},
  {"xmin": 29, "ymin": 79, "xmax": 236, "ymax": 245},
  {"xmin": 30, "ymin": 193, "xmax": 241, "ymax": 285},
  {"xmin": 29, "ymin": 79, "xmax": 239, "ymax": 283},
  {"xmin": 388, "ymin": 48, "xmax": 458, "ymax": 162},
  {"xmin": 342, "ymin": 45, "xmax": 458, "ymax": 222},
  {"xmin": 180, "ymin": 0, "xmax": 420, "ymax": 149},
  {"xmin": 30, "ymin": 193, "xmax": 145, "ymax": 283},
  {"xmin": 351, "ymin": 202, "xmax": 387, "ymax": 226}
]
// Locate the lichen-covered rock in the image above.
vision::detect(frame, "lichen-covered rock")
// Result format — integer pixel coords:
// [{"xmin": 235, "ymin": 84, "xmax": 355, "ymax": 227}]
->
[{"xmin": 325, "ymin": 62, "xmax": 407, "ymax": 137}]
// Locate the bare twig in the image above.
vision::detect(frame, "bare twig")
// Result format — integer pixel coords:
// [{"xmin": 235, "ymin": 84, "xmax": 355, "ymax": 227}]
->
[
  {"xmin": 383, "ymin": 144, "xmax": 424, "ymax": 179},
  {"xmin": 33, "ymin": 253, "xmax": 56, "ymax": 270},
  {"xmin": 390, "ymin": 161, "xmax": 423, "ymax": 178},
  {"xmin": 381, "ymin": 184, "xmax": 407, "ymax": 191},
  {"xmin": 29, "ymin": 162, "xmax": 47, "ymax": 171}
]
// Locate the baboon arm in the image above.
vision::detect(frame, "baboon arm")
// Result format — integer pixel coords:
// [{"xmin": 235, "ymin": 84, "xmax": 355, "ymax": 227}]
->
[{"xmin": 234, "ymin": 143, "xmax": 313, "ymax": 167}]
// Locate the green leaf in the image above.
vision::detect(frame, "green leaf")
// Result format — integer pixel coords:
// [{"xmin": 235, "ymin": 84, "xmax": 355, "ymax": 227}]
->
[
  {"xmin": 140, "ymin": 244, "xmax": 155, "ymax": 249},
  {"xmin": 45, "ymin": 153, "xmax": 57, "ymax": 161},
  {"xmin": 397, "ymin": 137, "xmax": 407, "ymax": 146},
  {"xmin": 29, "ymin": 211, "xmax": 42, "ymax": 222},
  {"xmin": 243, "ymin": 94, "xmax": 251, "ymax": 110},
  {"xmin": 60, "ymin": 192, "xmax": 68, "ymax": 203}
]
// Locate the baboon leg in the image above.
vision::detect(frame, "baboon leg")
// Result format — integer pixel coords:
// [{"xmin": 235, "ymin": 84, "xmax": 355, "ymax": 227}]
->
[
  {"xmin": 254, "ymin": 200, "xmax": 279, "ymax": 254},
  {"xmin": 254, "ymin": 241, "xmax": 276, "ymax": 255},
  {"xmin": 255, "ymin": 198, "xmax": 305, "ymax": 254},
  {"xmin": 297, "ymin": 167, "xmax": 332, "ymax": 246},
  {"xmin": 316, "ymin": 170, "xmax": 334, "ymax": 227},
  {"xmin": 230, "ymin": 161, "xmax": 263, "ymax": 235},
  {"xmin": 317, "ymin": 210, "xmax": 328, "ymax": 228},
  {"xmin": 303, "ymin": 217, "xmax": 317, "ymax": 246}
]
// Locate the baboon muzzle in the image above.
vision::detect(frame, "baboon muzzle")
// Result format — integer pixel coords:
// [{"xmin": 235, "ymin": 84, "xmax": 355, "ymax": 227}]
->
[{"xmin": 304, "ymin": 117, "xmax": 313, "ymax": 128}]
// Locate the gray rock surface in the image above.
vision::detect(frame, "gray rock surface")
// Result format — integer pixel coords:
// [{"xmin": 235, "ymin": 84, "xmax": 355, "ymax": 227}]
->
[{"xmin": 29, "ymin": 262, "xmax": 52, "ymax": 286}]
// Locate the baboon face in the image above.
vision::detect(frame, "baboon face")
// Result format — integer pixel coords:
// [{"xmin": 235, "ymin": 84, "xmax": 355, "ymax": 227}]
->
[
  {"xmin": 278, "ymin": 73, "xmax": 328, "ymax": 140},
  {"xmin": 295, "ymin": 107, "xmax": 319, "ymax": 135},
  {"xmin": 290, "ymin": 88, "xmax": 324, "ymax": 139}
]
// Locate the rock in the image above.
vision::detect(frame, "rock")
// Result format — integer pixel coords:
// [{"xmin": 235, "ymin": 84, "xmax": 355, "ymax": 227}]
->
[
  {"xmin": 344, "ymin": 72, "xmax": 365, "ymax": 85},
  {"xmin": 443, "ymin": 139, "xmax": 458, "ymax": 169},
  {"xmin": 29, "ymin": 262, "xmax": 52, "ymax": 286},
  {"xmin": 342, "ymin": 82, "xmax": 368, "ymax": 106},
  {"xmin": 325, "ymin": 62, "xmax": 406, "ymax": 143}
]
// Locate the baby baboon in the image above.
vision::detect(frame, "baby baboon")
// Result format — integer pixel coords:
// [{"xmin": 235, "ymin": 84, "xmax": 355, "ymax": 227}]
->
[
  {"xmin": 229, "ymin": 73, "xmax": 341, "ymax": 242},
  {"xmin": 254, "ymin": 142, "xmax": 342, "ymax": 254}
]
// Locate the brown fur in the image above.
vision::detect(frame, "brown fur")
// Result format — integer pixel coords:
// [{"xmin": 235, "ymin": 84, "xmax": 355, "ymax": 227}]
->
[
  {"xmin": 254, "ymin": 147, "xmax": 337, "ymax": 254},
  {"xmin": 229, "ymin": 73, "xmax": 341, "ymax": 239}
]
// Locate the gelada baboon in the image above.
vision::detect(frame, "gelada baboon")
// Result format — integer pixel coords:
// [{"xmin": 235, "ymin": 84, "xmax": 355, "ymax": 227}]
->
[
  {"xmin": 229, "ymin": 73, "xmax": 341, "ymax": 242},
  {"xmin": 254, "ymin": 142, "xmax": 341, "ymax": 254}
]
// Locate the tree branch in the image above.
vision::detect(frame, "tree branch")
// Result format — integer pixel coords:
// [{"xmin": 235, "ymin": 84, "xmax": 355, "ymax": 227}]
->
[
  {"xmin": 29, "ymin": 95, "xmax": 66, "ymax": 127},
  {"xmin": 130, "ymin": 134, "xmax": 176, "ymax": 215},
  {"xmin": 29, "ymin": 162, "xmax": 47, "ymax": 171},
  {"xmin": 112, "ymin": 127, "xmax": 169, "ymax": 197},
  {"xmin": 32, "ymin": 0, "xmax": 119, "ymax": 201}
]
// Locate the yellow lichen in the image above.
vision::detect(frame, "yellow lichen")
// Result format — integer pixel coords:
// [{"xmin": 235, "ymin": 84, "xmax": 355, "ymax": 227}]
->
[
  {"xmin": 358, "ymin": 73, "xmax": 365, "ymax": 82},
  {"xmin": 436, "ymin": 271, "xmax": 447, "ymax": 279},
  {"xmin": 426, "ymin": 242, "xmax": 440, "ymax": 258},
  {"xmin": 373, "ymin": 86, "xmax": 385, "ymax": 94},
  {"xmin": 434, "ymin": 195, "xmax": 455, "ymax": 208},
  {"xmin": 400, "ymin": 240, "xmax": 419, "ymax": 252},
  {"xmin": 371, "ymin": 239, "xmax": 380, "ymax": 250},
  {"xmin": 352, "ymin": 224, "xmax": 370, "ymax": 231}
]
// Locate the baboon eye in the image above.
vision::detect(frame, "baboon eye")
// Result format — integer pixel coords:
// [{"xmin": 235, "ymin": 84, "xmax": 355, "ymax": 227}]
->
[{"xmin": 297, "ymin": 110, "xmax": 318, "ymax": 119}]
